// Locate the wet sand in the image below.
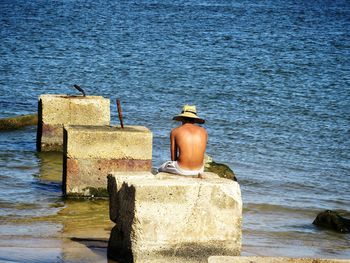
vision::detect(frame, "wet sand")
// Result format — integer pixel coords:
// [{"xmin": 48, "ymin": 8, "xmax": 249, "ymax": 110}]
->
[
  {"xmin": 0, "ymin": 151, "xmax": 116, "ymax": 263},
  {"xmin": 0, "ymin": 198, "xmax": 117, "ymax": 263}
]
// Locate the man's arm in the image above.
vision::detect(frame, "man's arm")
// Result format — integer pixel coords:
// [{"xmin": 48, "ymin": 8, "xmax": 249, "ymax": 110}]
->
[{"xmin": 170, "ymin": 129, "xmax": 177, "ymax": 161}]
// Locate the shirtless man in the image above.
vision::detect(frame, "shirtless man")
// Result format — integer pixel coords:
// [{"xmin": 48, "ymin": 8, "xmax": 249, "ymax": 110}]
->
[{"xmin": 158, "ymin": 105, "xmax": 207, "ymax": 176}]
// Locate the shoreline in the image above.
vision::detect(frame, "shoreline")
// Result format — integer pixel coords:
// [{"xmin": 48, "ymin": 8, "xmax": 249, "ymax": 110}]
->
[
  {"xmin": 0, "ymin": 150, "xmax": 349, "ymax": 262},
  {"xmin": 1, "ymin": 201, "xmax": 349, "ymax": 263},
  {"xmin": 1, "ymin": 237, "xmax": 349, "ymax": 263},
  {"xmin": 0, "ymin": 126, "xmax": 349, "ymax": 261}
]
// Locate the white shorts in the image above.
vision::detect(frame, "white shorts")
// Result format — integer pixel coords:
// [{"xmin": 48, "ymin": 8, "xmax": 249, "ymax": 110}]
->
[{"xmin": 158, "ymin": 161, "xmax": 204, "ymax": 176}]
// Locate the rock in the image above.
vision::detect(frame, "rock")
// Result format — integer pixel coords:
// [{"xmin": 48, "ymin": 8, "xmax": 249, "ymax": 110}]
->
[
  {"xmin": 0, "ymin": 114, "xmax": 37, "ymax": 130},
  {"xmin": 313, "ymin": 210, "xmax": 350, "ymax": 233},
  {"xmin": 204, "ymin": 154, "xmax": 213, "ymax": 164},
  {"xmin": 107, "ymin": 172, "xmax": 243, "ymax": 263},
  {"xmin": 204, "ymin": 155, "xmax": 237, "ymax": 181}
]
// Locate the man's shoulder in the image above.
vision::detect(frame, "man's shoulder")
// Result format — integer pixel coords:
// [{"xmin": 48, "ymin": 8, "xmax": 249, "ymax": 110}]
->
[
  {"xmin": 171, "ymin": 126, "xmax": 181, "ymax": 133},
  {"xmin": 170, "ymin": 126, "xmax": 181, "ymax": 137},
  {"xmin": 197, "ymin": 125, "xmax": 207, "ymax": 132},
  {"xmin": 175, "ymin": 124, "xmax": 207, "ymax": 133},
  {"xmin": 193, "ymin": 124, "xmax": 207, "ymax": 133},
  {"xmin": 198, "ymin": 126, "xmax": 208, "ymax": 137}
]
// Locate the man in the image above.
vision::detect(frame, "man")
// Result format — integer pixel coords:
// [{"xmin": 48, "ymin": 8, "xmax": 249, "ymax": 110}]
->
[{"xmin": 158, "ymin": 105, "xmax": 207, "ymax": 176}]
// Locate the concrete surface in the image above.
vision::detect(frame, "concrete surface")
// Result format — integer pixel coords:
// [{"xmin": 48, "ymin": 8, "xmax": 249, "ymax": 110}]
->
[
  {"xmin": 207, "ymin": 256, "xmax": 350, "ymax": 263},
  {"xmin": 107, "ymin": 172, "xmax": 242, "ymax": 263},
  {"xmin": 36, "ymin": 94, "xmax": 110, "ymax": 151},
  {"xmin": 63, "ymin": 125, "xmax": 152, "ymax": 197}
]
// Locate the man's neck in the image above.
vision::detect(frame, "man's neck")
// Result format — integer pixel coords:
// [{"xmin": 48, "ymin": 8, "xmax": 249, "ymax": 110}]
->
[{"xmin": 182, "ymin": 121, "xmax": 195, "ymax": 126}]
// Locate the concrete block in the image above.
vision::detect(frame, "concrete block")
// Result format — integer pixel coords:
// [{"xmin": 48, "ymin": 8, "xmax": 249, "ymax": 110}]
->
[
  {"xmin": 36, "ymin": 94, "xmax": 110, "ymax": 151},
  {"xmin": 107, "ymin": 172, "xmax": 242, "ymax": 263},
  {"xmin": 63, "ymin": 125, "xmax": 153, "ymax": 197},
  {"xmin": 207, "ymin": 256, "xmax": 350, "ymax": 263}
]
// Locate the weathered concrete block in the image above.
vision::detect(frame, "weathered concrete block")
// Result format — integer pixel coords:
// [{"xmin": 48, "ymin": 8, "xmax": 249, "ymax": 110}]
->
[
  {"xmin": 207, "ymin": 256, "xmax": 350, "ymax": 263},
  {"xmin": 36, "ymin": 94, "xmax": 110, "ymax": 151},
  {"xmin": 0, "ymin": 114, "xmax": 37, "ymax": 130},
  {"xmin": 107, "ymin": 172, "xmax": 242, "ymax": 263},
  {"xmin": 63, "ymin": 125, "xmax": 153, "ymax": 197}
]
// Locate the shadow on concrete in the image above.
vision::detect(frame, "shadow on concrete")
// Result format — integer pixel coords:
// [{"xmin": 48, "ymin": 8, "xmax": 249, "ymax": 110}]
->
[{"xmin": 107, "ymin": 179, "xmax": 135, "ymax": 263}]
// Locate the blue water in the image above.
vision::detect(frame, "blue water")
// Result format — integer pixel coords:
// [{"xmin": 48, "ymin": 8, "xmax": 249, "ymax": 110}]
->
[{"xmin": 1, "ymin": 0, "xmax": 350, "ymax": 261}]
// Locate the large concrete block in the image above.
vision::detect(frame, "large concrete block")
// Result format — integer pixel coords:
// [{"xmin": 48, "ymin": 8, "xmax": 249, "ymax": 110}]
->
[
  {"xmin": 36, "ymin": 94, "xmax": 110, "ymax": 151},
  {"xmin": 207, "ymin": 256, "xmax": 350, "ymax": 263},
  {"xmin": 107, "ymin": 172, "xmax": 242, "ymax": 263},
  {"xmin": 63, "ymin": 125, "xmax": 153, "ymax": 197}
]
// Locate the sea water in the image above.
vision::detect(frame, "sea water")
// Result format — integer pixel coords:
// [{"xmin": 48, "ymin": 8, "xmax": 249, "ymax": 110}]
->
[{"xmin": 0, "ymin": 0, "xmax": 349, "ymax": 262}]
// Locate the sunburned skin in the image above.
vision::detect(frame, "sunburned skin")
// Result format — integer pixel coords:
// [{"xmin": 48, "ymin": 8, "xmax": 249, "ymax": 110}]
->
[{"xmin": 170, "ymin": 122, "xmax": 207, "ymax": 171}]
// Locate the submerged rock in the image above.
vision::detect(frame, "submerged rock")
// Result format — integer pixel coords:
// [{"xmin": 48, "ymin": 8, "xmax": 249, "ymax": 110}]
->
[
  {"xmin": 204, "ymin": 155, "xmax": 237, "ymax": 181},
  {"xmin": 313, "ymin": 210, "xmax": 350, "ymax": 233},
  {"xmin": 0, "ymin": 114, "xmax": 37, "ymax": 130}
]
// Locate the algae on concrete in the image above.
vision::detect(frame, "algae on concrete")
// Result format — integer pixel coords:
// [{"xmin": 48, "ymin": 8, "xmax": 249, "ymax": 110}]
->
[
  {"xmin": 0, "ymin": 114, "xmax": 37, "ymax": 130},
  {"xmin": 83, "ymin": 187, "xmax": 110, "ymax": 198}
]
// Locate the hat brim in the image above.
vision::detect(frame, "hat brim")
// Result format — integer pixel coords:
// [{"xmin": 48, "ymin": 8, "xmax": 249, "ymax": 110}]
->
[{"xmin": 173, "ymin": 115, "xmax": 205, "ymax": 124}]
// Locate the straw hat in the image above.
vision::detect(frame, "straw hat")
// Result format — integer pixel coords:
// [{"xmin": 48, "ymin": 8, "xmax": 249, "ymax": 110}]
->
[{"xmin": 173, "ymin": 105, "xmax": 205, "ymax": 124}]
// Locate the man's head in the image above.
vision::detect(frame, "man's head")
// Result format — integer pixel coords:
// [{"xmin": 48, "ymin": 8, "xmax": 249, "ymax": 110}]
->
[{"xmin": 173, "ymin": 105, "xmax": 205, "ymax": 124}]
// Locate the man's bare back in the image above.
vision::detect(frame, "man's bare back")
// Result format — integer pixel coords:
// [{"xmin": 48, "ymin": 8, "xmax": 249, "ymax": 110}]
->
[
  {"xmin": 158, "ymin": 105, "xmax": 207, "ymax": 176},
  {"xmin": 171, "ymin": 123, "xmax": 207, "ymax": 171}
]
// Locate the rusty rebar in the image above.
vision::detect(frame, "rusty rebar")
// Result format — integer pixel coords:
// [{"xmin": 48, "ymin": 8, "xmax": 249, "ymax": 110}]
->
[{"xmin": 116, "ymin": 99, "xmax": 124, "ymax": 129}]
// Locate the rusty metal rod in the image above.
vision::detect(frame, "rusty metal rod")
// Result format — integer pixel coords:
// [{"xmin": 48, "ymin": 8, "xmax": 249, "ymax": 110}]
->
[
  {"xmin": 116, "ymin": 99, "xmax": 124, "ymax": 129},
  {"xmin": 73, "ymin": 84, "xmax": 86, "ymax": 96}
]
